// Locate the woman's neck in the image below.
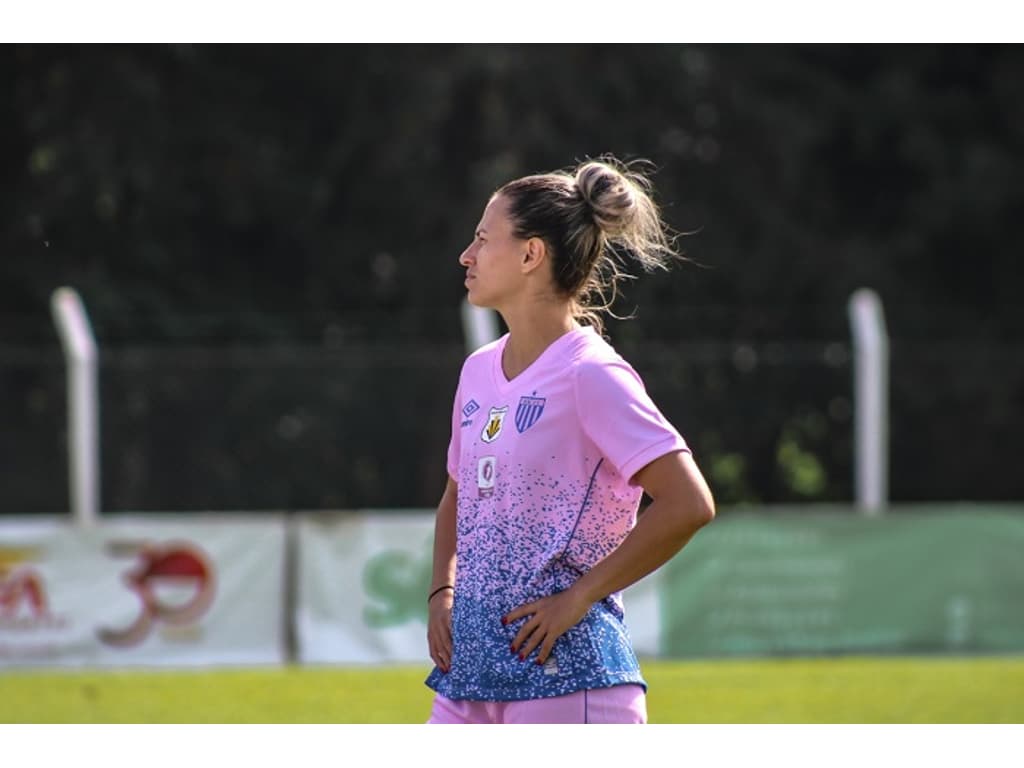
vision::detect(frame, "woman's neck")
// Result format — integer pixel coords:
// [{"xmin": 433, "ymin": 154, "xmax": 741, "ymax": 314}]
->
[{"xmin": 499, "ymin": 301, "xmax": 579, "ymax": 382}]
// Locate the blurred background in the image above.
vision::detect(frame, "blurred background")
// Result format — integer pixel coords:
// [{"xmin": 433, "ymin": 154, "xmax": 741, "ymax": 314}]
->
[{"xmin": 3, "ymin": 43, "xmax": 1021, "ymax": 515}]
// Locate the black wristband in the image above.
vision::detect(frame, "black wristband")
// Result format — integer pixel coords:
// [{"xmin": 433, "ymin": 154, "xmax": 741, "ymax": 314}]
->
[{"xmin": 428, "ymin": 585, "xmax": 454, "ymax": 603}]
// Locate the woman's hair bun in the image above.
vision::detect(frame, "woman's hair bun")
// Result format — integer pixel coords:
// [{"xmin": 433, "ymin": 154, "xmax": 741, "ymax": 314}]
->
[{"xmin": 574, "ymin": 159, "xmax": 641, "ymax": 237}]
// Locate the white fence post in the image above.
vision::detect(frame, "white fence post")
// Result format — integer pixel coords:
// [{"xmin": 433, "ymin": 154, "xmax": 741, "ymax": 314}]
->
[
  {"xmin": 460, "ymin": 298, "xmax": 499, "ymax": 354},
  {"xmin": 50, "ymin": 287, "xmax": 100, "ymax": 528},
  {"xmin": 848, "ymin": 288, "xmax": 889, "ymax": 515}
]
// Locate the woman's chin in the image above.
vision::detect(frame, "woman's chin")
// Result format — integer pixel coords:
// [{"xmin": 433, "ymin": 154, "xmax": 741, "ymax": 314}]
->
[{"xmin": 465, "ymin": 290, "xmax": 493, "ymax": 309}]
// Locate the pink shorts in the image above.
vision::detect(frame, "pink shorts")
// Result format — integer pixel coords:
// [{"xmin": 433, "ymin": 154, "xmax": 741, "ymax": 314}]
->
[{"xmin": 426, "ymin": 684, "xmax": 647, "ymax": 724}]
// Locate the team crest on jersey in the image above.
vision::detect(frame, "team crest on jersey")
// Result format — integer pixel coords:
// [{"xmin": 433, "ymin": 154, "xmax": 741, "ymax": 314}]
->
[
  {"xmin": 515, "ymin": 394, "xmax": 546, "ymax": 433},
  {"xmin": 480, "ymin": 406, "xmax": 509, "ymax": 443}
]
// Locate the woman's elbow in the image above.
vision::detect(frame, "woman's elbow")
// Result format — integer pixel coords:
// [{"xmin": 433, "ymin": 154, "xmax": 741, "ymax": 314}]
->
[
  {"xmin": 639, "ymin": 452, "xmax": 716, "ymax": 534},
  {"xmin": 699, "ymin": 495, "xmax": 717, "ymax": 527},
  {"xmin": 684, "ymin": 492, "xmax": 716, "ymax": 530},
  {"xmin": 654, "ymin": 494, "xmax": 715, "ymax": 542}
]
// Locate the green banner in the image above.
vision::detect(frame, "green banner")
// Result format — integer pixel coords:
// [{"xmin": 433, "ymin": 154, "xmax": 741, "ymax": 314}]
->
[{"xmin": 659, "ymin": 505, "xmax": 1024, "ymax": 657}]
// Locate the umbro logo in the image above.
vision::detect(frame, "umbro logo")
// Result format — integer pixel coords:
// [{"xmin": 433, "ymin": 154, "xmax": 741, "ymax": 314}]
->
[{"xmin": 461, "ymin": 399, "xmax": 480, "ymax": 428}]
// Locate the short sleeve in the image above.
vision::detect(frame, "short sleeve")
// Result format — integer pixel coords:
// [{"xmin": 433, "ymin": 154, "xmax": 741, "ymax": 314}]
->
[
  {"xmin": 446, "ymin": 379, "xmax": 462, "ymax": 481},
  {"xmin": 574, "ymin": 359, "xmax": 689, "ymax": 486}
]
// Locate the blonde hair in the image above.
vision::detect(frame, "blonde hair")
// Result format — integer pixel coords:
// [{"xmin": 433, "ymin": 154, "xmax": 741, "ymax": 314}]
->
[{"xmin": 496, "ymin": 155, "xmax": 682, "ymax": 334}]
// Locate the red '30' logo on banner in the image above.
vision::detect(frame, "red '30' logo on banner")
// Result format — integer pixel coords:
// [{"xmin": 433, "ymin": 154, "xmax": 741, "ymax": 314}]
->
[{"xmin": 97, "ymin": 540, "xmax": 216, "ymax": 647}]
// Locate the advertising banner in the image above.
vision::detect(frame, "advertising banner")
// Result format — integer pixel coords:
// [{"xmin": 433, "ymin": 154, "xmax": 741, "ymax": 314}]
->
[
  {"xmin": 0, "ymin": 515, "xmax": 287, "ymax": 667},
  {"xmin": 294, "ymin": 511, "xmax": 661, "ymax": 664},
  {"xmin": 658, "ymin": 506, "xmax": 1024, "ymax": 657},
  {"xmin": 9, "ymin": 505, "xmax": 1017, "ymax": 668}
]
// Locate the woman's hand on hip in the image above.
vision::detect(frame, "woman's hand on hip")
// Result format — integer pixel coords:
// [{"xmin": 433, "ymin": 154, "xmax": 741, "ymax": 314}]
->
[{"xmin": 503, "ymin": 587, "xmax": 591, "ymax": 666}]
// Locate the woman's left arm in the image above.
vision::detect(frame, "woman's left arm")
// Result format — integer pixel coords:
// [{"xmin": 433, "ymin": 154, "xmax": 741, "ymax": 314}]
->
[{"xmin": 505, "ymin": 449, "xmax": 715, "ymax": 665}]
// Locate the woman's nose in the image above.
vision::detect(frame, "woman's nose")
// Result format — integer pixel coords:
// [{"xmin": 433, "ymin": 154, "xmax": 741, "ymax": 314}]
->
[{"xmin": 459, "ymin": 244, "xmax": 475, "ymax": 266}]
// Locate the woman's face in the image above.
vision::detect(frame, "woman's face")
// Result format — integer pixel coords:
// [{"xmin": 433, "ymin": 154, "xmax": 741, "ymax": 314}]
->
[{"xmin": 459, "ymin": 194, "xmax": 527, "ymax": 310}]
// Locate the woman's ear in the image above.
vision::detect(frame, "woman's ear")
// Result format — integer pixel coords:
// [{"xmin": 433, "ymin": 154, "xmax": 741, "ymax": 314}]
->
[{"xmin": 521, "ymin": 237, "xmax": 547, "ymax": 274}]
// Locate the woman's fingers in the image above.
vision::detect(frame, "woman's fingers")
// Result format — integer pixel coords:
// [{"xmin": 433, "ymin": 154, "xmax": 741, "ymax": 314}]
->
[
  {"xmin": 509, "ymin": 612, "xmax": 548, "ymax": 662},
  {"xmin": 502, "ymin": 599, "xmax": 539, "ymax": 625},
  {"xmin": 428, "ymin": 603, "xmax": 454, "ymax": 672},
  {"xmin": 430, "ymin": 634, "xmax": 450, "ymax": 672},
  {"xmin": 506, "ymin": 590, "xmax": 590, "ymax": 665},
  {"xmin": 435, "ymin": 629, "xmax": 452, "ymax": 671}
]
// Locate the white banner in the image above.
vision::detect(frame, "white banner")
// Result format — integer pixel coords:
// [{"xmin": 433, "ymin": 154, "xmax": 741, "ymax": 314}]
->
[
  {"xmin": 0, "ymin": 515, "xmax": 287, "ymax": 667},
  {"xmin": 295, "ymin": 512, "xmax": 434, "ymax": 664},
  {"xmin": 295, "ymin": 510, "xmax": 661, "ymax": 664}
]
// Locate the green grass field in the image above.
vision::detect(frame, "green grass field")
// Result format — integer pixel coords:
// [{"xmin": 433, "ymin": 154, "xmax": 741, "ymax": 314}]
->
[{"xmin": 3, "ymin": 656, "xmax": 1022, "ymax": 723}]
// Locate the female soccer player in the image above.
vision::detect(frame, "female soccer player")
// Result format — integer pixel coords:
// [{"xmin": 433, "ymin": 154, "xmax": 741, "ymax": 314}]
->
[{"xmin": 425, "ymin": 156, "xmax": 716, "ymax": 724}]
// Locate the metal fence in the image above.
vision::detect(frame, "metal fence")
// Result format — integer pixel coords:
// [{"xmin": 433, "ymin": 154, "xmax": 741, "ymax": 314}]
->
[{"xmin": 2, "ymin": 316, "xmax": 1021, "ymax": 516}]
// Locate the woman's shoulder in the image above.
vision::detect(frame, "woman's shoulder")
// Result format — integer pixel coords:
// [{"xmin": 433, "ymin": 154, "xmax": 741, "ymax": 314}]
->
[
  {"xmin": 565, "ymin": 330, "xmax": 648, "ymax": 397},
  {"xmin": 567, "ymin": 326, "xmax": 630, "ymax": 370}
]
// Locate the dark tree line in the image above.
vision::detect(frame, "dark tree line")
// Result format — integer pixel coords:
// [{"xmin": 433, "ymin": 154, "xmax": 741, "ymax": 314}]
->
[{"xmin": 2, "ymin": 44, "xmax": 1022, "ymax": 513}]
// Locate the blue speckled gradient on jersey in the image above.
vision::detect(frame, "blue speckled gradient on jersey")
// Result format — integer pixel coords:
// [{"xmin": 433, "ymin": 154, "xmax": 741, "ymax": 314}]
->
[{"xmin": 425, "ymin": 459, "xmax": 647, "ymax": 701}]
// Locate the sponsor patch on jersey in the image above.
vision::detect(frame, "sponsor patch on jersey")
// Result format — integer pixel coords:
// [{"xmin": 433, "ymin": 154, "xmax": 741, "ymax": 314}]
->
[
  {"xmin": 515, "ymin": 394, "xmax": 546, "ymax": 433},
  {"xmin": 480, "ymin": 406, "xmax": 509, "ymax": 443},
  {"xmin": 477, "ymin": 456, "xmax": 496, "ymax": 498}
]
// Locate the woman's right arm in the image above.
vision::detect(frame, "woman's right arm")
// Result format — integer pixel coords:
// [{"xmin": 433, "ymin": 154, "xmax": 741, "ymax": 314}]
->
[{"xmin": 427, "ymin": 476, "xmax": 458, "ymax": 673}]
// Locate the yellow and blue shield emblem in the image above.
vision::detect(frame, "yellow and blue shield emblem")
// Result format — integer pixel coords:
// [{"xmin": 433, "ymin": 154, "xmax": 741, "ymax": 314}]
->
[{"xmin": 481, "ymin": 406, "xmax": 509, "ymax": 443}]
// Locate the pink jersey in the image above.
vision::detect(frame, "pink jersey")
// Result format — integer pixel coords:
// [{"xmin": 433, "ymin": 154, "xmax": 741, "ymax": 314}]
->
[{"xmin": 426, "ymin": 326, "xmax": 689, "ymax": 701}]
